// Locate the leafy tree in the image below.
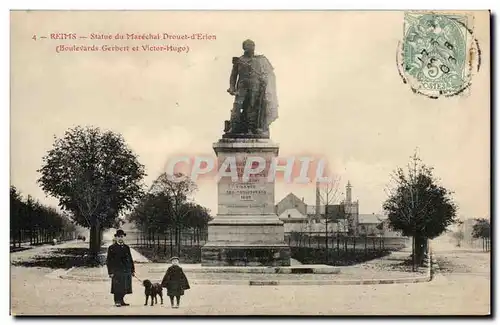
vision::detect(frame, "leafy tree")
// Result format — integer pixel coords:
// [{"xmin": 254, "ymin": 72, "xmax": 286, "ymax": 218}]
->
[
  {"xmin": 182, "ymin": 203, "xmax": 211, "ymax": 229},
  {"xmin": 181, "ymin": 203, "xmax": 212, "ymax": 244},
  {"xmin": 472, "ymin": 218, "xmax": 490, "ymax": 239},
  {"xmin": 37, "ymin": 126, "xmax": 146, "ymax": 257},
  {"xmin": 25, "ymin": 195, "xmax": 36, "ymax": 245},
  {"xmin": 128, "ymin": 174, "xmax": 211, "ymax": 251},
  {"xmin": 10, "ymin": 186, "xmax": 24, "ymax": 247},
  {"xmin": 383, "ymin": 152, "xmax": 458, "ymax": 269},
  {"xmin": 148, "ymin": 172, "xmax": 197, "ymax": 255},
  {"xmin": 472, "ymin": 218, "xmax": 490, "ymax": 251},
  {"xmin": 11, "ymin": 186, "xmax": 77, "ymax": 247},
  {"xmin": 128, "ymin": 192, "xmax": 173, "ymax": 237}
]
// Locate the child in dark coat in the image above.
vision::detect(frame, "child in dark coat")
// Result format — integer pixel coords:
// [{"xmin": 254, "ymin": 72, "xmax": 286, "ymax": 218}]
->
[{"xmin": 161, "ymin": 256, "xmax": 190, "ymax": 308}]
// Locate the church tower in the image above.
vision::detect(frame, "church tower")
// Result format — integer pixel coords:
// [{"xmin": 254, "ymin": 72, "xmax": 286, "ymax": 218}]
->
[
  {"xmin": 315, "ymin": 181, "xmax": 320, "ymax": 221},
  {"xmin": 344, "ymin": 181, "xmax": 358, "ymax": 235},
  {"xmin": 346, "ymin": 181, "xmax": 352, "ymax": 204}
]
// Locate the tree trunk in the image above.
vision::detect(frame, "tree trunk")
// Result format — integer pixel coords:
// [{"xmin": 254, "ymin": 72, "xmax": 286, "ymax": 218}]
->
[
  {"xmin": 325, "ymin": 221, "xmax": 328, "ymax": 251},
  {"xmin": 412, "ymin": 236, "xmax": 416, "ymax": 272},
  {"xmin": 89, "ymin": 219, "xmax": 101, "ymax": 261},
  {"xmin": 177, "ymin": 226, "xmax": 181, "ymax": 256},
  {"xmin": 175, "ymin": 226, "xmax": 179, "ymax": 249},
  {"xmin": 170, "ymin": 228, "xmax": 173, "ymax": 257},
  {"xmin": 414, "ymin": 234, "xmax": 426, "ymax": 266}
]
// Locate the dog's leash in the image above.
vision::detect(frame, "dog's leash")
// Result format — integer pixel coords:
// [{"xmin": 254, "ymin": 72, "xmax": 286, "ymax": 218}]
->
[{"xmin": 133, "ymin": 274, "xmax": 144, "ymax": 283}]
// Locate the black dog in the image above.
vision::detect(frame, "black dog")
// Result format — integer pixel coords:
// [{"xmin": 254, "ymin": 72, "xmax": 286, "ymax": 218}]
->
[{"xmin": 143, "ymin": 279, "xmax": 163, "ymax": 306}]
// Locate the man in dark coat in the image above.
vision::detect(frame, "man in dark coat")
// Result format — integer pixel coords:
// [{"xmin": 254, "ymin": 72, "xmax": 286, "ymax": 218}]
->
[
  {"xmin": 106, "ymin": 229, "xmax": 135, "ymax": 307},
  {"xmin": 161, "ymin": 257, "xmax": 190, "ymax": 308}
]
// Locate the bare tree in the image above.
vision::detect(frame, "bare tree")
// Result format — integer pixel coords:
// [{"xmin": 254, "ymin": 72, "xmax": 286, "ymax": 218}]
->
[
  {"xmin": 317, "ymin": 176, "xmax": 342, "ymax": 253},
  {"xmin": 453, "ymin": 219, "xmax": 465, "ymax": 247}
]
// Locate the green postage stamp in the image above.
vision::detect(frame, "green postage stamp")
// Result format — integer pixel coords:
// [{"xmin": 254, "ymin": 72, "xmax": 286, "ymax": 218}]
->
[{"xmin": 401, "ymin": 12, "xmax": 479, "ymax": 98}]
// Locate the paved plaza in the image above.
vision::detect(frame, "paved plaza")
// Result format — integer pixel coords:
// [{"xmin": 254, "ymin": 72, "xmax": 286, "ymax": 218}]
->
[{"xmin": 10, "ymin": 237, "xmax": 490, "ymax": 316}]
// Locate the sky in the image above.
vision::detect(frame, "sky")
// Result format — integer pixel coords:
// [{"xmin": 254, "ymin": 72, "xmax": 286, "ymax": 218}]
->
[{"xmin": 10, "ymin": 11, "xmax": 490, "ymax": 219}]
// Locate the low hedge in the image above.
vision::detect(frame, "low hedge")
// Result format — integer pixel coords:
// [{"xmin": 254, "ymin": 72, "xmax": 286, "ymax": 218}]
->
[
  {"xmin": 132, "ymin": 245, "xmax": 202, "ymax": 263},
  {"xmin": 291, "ymin": 247, "xmax": 392, "ymax": 266},
  {"xmin": 132, "ymin": 245, "xmax": 392, "ymax": 266}
]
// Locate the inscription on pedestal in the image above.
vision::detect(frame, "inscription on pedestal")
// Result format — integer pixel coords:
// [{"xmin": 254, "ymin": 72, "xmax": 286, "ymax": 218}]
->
[{"xmin": 217, "ymin": 153, "xmax": 275, "ymax": 215}]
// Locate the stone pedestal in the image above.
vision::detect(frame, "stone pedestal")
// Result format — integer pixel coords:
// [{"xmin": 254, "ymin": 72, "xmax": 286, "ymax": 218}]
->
[{"xmin": 201, "ymin": 138, "xmax": 291, "ymax": 266}]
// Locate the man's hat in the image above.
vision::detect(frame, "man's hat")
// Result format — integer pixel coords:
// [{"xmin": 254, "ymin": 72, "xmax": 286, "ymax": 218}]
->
[
  {"xmin": 114, "ymin": 229, "xmax": 126, "ymax": 237},
  {"xmin": 170, "ymin": 256, "xmax": 180, "ymax": 262}
]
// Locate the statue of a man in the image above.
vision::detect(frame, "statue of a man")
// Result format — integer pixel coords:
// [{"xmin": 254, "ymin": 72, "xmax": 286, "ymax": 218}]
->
[{"xmin": 224, "ymin": 39, "xmax": 278, "ymax": 138}]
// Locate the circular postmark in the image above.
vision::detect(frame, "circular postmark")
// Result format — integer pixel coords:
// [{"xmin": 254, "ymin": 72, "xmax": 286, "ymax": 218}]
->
[{"xmin": 396, "ymin": 12, "xmax": 481, "ymax": 99}]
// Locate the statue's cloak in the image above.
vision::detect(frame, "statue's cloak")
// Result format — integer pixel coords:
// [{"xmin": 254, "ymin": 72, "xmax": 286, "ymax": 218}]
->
[{"xmin": 256, "ymin": 55, "xmax": 279, "ymax": 125}]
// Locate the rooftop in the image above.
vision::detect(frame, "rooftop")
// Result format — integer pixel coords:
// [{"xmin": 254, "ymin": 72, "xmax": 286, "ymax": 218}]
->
[{"xmin": 358, "ymin": 214, "xmax": 386, "ymax": 224}]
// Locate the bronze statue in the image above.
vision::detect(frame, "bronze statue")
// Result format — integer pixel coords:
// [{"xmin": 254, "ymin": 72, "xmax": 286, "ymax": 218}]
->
[{"xmin": 224, "ymin": 39, "xmax": 278, "ymax": 138}]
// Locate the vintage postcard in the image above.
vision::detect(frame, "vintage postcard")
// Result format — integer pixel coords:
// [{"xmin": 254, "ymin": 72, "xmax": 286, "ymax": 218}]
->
[{"xmin": 9, "ymin": 10, "xmax": 491, "ymax": 316}]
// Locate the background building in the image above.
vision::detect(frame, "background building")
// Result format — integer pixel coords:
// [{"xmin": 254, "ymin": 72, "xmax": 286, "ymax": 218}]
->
[{"xmin": 275, "ymin": 181, "xmax": 402, "ymax": 237}]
